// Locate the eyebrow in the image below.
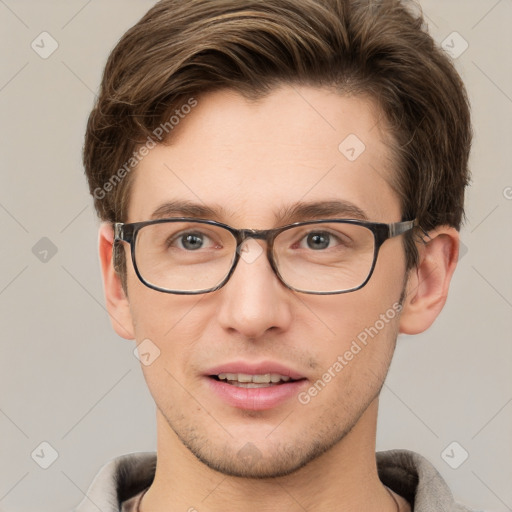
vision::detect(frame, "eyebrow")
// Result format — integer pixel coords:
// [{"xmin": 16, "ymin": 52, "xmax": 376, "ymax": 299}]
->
[{"xmin": 150, "ymin": 199, "xmax": 369, "ymax": 224}]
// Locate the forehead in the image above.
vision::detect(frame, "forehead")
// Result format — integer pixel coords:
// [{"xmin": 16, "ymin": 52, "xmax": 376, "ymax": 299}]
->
[{"xmin": 128, "ymin": 85, "xmax": 401, "ymax": 226}]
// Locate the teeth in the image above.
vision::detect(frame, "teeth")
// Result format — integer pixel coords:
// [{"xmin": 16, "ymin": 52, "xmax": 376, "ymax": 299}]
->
[
  {"xmin": 217, "ymin": 373, "xmax": 292, "ymax": 384},
  {"xmin": 253, "ymin": 374, "xmax": 271, "ymax": 383}
]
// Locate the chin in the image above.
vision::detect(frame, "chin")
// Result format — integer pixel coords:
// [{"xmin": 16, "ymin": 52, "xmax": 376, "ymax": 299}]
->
[
  {"xmin": 178, "ymin": 425, "xmax": 351, "ymax": 480},
  {"xmin": 192, "ymin": 446, "xmax": 317, "ymax": 479}
]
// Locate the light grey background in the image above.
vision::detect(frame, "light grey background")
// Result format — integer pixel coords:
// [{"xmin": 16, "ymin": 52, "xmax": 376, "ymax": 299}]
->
[{"xmin": 0, "ymin": 1, "xmax": 511, "ymax": 511}]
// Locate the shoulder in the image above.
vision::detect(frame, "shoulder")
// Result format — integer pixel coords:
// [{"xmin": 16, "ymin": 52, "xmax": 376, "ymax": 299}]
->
[
  {"xmin": 377, "ymin": 449, "xmax": 478, "ymax": 512},
  {"xmin": 73, "ymin": 452, "xmax": 156, "ymax": 512}
]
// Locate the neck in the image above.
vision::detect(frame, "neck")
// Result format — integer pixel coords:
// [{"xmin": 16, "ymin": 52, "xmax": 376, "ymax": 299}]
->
[{"xmin": 141, "ymin": 399, "xmax": 401, "ymax": 512}]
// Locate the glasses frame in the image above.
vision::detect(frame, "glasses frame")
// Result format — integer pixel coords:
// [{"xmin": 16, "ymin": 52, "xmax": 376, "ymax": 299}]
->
[{"xmin": 114, "ymin": 217, "xmax": 418, "ymax": 295}]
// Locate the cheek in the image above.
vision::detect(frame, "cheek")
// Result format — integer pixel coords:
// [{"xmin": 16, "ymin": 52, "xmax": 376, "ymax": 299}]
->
[
  {"xmin": 300, "ymin": 295, "xmax": 401, "ymax": 411},
  {"xmin": 305, "ymin": 245, "xmax": 406, "ymax": 376},
  {"xmin": 128, "ymin": 272, "xmax": 190, "ymax": 333},
  {"xmin": 126, "ymin": 276, "xmax": 208, "ymax": 368},
  {"xmin": 307, "ymin": 284, "xmax": 403, "ymax": 350},
  {"xmin": 128, "ymin": 287, "xmax": 206, "ymax": 403}
]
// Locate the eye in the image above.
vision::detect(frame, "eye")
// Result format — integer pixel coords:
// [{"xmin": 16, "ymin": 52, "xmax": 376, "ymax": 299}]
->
[
  {"xmin": 299, "ymin": 231, "xmax": 343, "ymax": 250},
  {"xmin": 169, "ymin": 231, "xmax": 216, "ymax": 251}
]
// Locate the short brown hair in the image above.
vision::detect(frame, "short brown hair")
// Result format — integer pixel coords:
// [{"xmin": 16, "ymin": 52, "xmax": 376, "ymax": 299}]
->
[{"xmin": 83, "ymin": 0, "xmax": 471, "ymax": 276}]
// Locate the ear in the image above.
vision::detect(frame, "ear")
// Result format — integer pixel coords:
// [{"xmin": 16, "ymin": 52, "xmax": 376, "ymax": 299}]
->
[
  {"xmin": 98, "ymin": 222, "xmax": 135, "ymax": 340},
  {"xmin": 399, "ymin": 226, "xmax": 459, "ymax": 334}
]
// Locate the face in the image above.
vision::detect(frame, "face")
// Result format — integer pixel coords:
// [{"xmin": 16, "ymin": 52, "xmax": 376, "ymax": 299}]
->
[{"xmin": 118, "ymin": 85, "xmax": 409, "ymax": 477}]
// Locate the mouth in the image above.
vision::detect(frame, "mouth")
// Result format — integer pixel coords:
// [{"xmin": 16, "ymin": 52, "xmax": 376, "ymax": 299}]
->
[
  {"xmin": 209, "ymin": 372, "xmax": 301, "ymax": 388},
  {"xmin": 205, "ymin": 362, "xmax": 308, "ymax": 410}
]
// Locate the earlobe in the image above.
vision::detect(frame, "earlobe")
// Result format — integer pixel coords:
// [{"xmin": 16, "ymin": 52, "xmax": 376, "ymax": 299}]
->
[
  {"xmin": 98, "ymin": 222, "xmax": 135, "ymax": 340},
  {"xmin": 399, "ymin": 226, "xmax": 459, "ymax": 335}
]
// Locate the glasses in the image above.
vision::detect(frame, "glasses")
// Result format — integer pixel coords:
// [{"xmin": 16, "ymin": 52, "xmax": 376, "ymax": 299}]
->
[{"xmin": 114, "ymin": 217, "xmax": 417, "ymax": 295}]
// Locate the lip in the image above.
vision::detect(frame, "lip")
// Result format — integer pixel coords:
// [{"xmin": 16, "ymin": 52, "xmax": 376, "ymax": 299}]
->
[
  {"xmin": 204, "ymin": 360, "xmax": 308, "ymax": 411},
  {"xmin": 205, "ymin": 360, "xmax": 306, "ymax": 380}
]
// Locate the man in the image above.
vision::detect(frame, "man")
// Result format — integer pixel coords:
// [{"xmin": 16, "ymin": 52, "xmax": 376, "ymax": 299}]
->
[{"xmin": 77, "ymin": 0, "xmax": 474, "ymax": 510}]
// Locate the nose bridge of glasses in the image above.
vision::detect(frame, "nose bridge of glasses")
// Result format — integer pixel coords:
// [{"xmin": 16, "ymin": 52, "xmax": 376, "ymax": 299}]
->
[
  {"xmin": 236, "ymin": 228, "xmax": 274, "ymax": 247},
  {"xmin": 232, "ymin": 228, "xmax": 276, "ymax": 269}
]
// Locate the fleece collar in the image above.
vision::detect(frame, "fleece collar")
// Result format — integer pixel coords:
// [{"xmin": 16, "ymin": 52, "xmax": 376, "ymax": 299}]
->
[{"xmin": 74, "ymin": 449, "xmax": 473, "ymax": 512}]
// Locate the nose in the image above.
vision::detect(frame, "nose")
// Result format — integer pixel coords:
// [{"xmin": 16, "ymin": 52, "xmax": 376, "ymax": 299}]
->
[{"xmin": 216, "ymin": 238, "xmax": 293, "ymax": 340}]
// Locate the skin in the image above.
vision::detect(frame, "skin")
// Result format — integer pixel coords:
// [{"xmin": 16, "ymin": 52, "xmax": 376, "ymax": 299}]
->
[{"xmin": 98, "ymin": 85, "xmax": 459, "ymax": 512}]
